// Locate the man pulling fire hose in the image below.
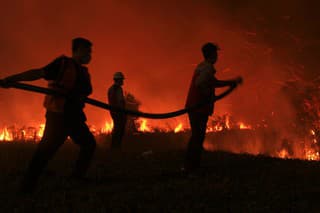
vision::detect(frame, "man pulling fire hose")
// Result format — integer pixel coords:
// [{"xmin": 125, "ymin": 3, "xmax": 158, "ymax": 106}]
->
[
  {"xmin": 0, "ymin": 37, "xmax": 97, "ymax": 193},
  {"xmin": 0, "ymin": 80, "xmax": 238, "ymax": 119},
  {"xmin": 182, "ymin": 42, "xmax": 242, "ymax": 175},
  {"xmin": 0, "ymin": 40, "xmax": 242, "ymax": 191}
]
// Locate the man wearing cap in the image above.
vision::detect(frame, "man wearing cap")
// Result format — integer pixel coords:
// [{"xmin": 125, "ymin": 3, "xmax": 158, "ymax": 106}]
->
[
  {"xmin": 108, "ymin": 72, "xmax": 127, "ymax": 149},
  {"xmin": 184, "ymin": 42, "xmax": 242, "ymax": 175}
]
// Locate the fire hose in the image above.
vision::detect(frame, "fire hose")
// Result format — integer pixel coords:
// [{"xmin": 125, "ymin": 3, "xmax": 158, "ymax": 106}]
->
[{"xmin": 0, "ymin": 81, "xmax": 237, "ymax": 119}]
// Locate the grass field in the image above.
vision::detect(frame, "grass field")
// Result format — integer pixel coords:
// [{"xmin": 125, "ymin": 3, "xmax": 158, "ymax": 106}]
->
[{"xmin": 1, "ymin": 133, "xmax": 320, "ymax": 212}]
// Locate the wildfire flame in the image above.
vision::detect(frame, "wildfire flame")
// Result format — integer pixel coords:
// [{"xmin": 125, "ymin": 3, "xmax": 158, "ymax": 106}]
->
[
  {"xmin": 174, "ymin": 123, "xmax": 183, "ymax": 133},
  {"xmin": 0, "ymin": 127, "xmax": 13, "ymax": 141},
  {"xmin": 37, "ymin": 124, "xmax": 45, "ymax": 138},
  {"xmin": 225, "ymin": 115, "xmax": 231, "ymax": 129},
  {"xmin": 138, "ymin": 119, "xmax": 152, "ymax": 132},
  {"xmin": 305, "ymin": 149, "xmax": 320, "ymax": 161},
  {"xmin": 1, "ymin": 114, "xmax": 319, "ymax": 162},
  {"xmin": 101, "ymin": 121, "xmax": 114, "ymax": 134},
  {"xmin": 311, "ymin": 129, "xmax": 316, "ymax": 136},
  {"xmin": 238, "ymin": 122, "xmax": 252, "ymax": 130},
  {"xmin": 278, "ymin": 149, "xmax": 290, "ymax": 159}
]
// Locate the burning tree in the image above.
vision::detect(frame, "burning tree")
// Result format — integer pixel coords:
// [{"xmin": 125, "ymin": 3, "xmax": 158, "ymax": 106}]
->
[{"xmin": 277, "ymin": 76, "xmax": 320, "ymax": 159}]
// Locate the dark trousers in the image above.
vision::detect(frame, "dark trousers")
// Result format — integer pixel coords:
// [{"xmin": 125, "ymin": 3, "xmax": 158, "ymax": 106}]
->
[
  {"xmin": 111, "ymin": 113, "xmax": 127, "ymax": 149},
  {"xmin": 185, "ymin": 112, "xmax": 209, "ymax": 171},
  {"xmin": 21, "ymin": 112, "xmax": 96, "ymax": 190}
]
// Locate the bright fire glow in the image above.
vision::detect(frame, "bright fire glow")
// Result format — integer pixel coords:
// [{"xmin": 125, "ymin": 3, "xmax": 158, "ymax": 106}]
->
[
  {"xmin": 37, "ymin": 124, "xmax": 45, "ymax": 138},
  {"xmin": 0, "ymin": 127, "xmax": 13, "ymax": 141},
  {"xmin": 101, "ymin": 121, "xmax": 114, "ymax": 134},
  {"xmin": 174, "ymin": 123, "xmax": 183, "ymax": 133},
  {"xmin": 225, "ymin": 115, "xmax": 231, "ymax": 129},
  {"xmin": 206, "ymin": 125, "xmax": 224, "ymax": 133},
  {"xmin": 238, "ymin": 122, "xmax": 252, "ymax": 130},
  {"xmin": 1, "ymin": 114, "xmax": 320, "ymax": 162},
  {"xmin": 278, "ymin": 149, "xmax": 290, "ymax": 159},
  {"xmin": 310, "ymin": 129, "xmax": 316, "ymax": 135},
  {"xmin": 138, "ymin": 119, "xmax": 152, "ymax": 132},
  {"xmin": 305, "ymin": 149, "xmax": 320, "ymax": 161}
]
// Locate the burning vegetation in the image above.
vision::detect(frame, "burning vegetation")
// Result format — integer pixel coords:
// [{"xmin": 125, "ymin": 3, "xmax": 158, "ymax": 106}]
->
[
  {"xmin": 0, "ymin": 0, "xmax": 319, "ymax": 164},
  {"xmin": 1, "ymin": 72, "xmax": 320, "ymax": 162},
  {"xmin": 1, "ymin": 80, "xmax": 320, "ymax": 163}
]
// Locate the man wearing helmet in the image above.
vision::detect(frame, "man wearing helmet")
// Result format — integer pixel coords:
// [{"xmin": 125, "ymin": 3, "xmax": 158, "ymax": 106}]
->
[{"xmin": 108, "ymin": 71, "xmax": 127, "ymax": 149}]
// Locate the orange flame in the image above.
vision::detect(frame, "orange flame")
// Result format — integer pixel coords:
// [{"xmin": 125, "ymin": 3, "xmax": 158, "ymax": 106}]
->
[
  {"xmin": 305, "ymin": 149, "xmax": 320, "ymax": 161},
  {"xmin": 138, "ymin": 119, "xmax": 152, "ymax": 132},
  {"xmin": 37, "ymin": 124, "xmax": 45, "ymax": 138},
  {"xmin": 278, "ymin": 149, "xmax": 290, "ymax": 159},
  {"xmin": 1, "ymin": 113, "xmax": 319, "ymax": 162},
  {"xmin": 101, "ymin": 121, "xmax": 114, "ymax": 134},
  {"xmin": 238, "ymin": 122, "xmax": 252, "ymax": 130},
  {"xmin": 174, "ymin": 123, "xmax": 183, "ymax": 133},
  {"xmin": 225, "ymin": 115, "xmax": 231, "ymax": 129},
  {"xmin": 0, "ymin": 127, "xmax": 13, "ymax": 141},
  {"xmin": 310, "ymin": 129, "xmax": 316, "ymax": 136}
]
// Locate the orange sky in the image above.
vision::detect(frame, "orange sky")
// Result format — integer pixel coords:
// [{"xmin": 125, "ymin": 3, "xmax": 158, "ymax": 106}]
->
[{"xmin": 0, "ymin": 0, "xmax": 319, "ymax": 129}]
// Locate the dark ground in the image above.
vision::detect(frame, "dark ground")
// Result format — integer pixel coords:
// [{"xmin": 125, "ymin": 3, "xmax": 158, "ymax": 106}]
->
[{"xmin": 1, "ymin": 133, "xmax": 320, "ymax": 212}]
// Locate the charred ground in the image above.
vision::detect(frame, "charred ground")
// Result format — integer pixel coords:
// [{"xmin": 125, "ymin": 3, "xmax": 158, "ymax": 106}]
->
[{"xmin": 0, "ymin": 134, "xmax": 320, "ymax": 212}]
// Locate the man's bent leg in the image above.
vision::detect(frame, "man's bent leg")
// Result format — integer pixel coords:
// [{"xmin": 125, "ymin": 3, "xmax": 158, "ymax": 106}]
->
[
  {"xmin": 20, "ymin": 112, "xmax": 67, "ymax": 192},
  {"xmin": 69, "ymin": 121, "xmax": 96, "ymax": 178}
]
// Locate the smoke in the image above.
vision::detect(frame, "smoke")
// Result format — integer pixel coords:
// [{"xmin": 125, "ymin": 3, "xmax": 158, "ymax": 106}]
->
[{"xmin": 0, "ymin": 0, "xmax": 319, "ymax": 132}]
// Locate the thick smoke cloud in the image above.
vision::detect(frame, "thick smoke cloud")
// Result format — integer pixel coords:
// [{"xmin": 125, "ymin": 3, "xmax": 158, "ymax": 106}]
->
[{"xmin": 0, "ymin": 0, "xmax": 319, "ymax": 130}]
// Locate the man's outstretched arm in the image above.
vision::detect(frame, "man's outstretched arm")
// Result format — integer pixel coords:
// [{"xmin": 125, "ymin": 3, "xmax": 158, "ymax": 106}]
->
[
  {"xmin": 3, "ymin": 69, "xmax": 45, "ymax": 83},
  {"xmin": 214, "ymin": 76, "xmax": 243, "ymax": 88}
]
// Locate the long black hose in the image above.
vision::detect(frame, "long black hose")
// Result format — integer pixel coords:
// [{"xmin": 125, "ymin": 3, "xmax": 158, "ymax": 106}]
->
[{"xmin": 0, "ymin": 82, "xmax": 236, "ymax": 119}]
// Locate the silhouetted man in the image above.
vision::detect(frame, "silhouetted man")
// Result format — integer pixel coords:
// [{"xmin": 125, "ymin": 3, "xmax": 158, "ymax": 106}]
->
[
  {"xmin": 108, "ymin": 71, "xmax": 127, "ymax": 149},
  {"xmin": 184, "ymin": 42, "xmax": 242, "ymax": 174},
  {"xmin": 1, "ymin": 37, "xmax": 96, "ymax": 192}
]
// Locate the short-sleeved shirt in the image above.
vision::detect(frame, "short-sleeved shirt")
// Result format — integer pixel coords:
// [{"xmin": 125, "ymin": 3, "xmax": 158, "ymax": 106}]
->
[
  {"xmin": 185, "ymin": 61, "xmax": 217, "ymax": 115},
  {"xmin": 42, "ymin": 56, "xmax": 92, "ymax": 120}
]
